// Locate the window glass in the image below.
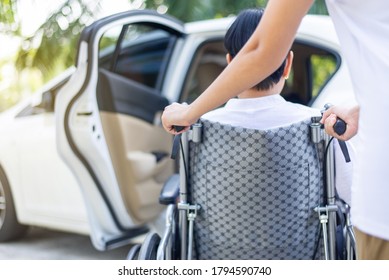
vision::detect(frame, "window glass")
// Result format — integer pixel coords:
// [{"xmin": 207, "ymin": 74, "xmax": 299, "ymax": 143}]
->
[
  {"xmin": 181, "ymin": 40, "xmax": 227, "ymax": 104},
  {"xmin": 98, "ymin": 23, "xmax": 177, "ymax": 90},
  {"xmin": 183, "ymin": 41, "xmax": 339, "ymax": 107},
  {"xmin": 281, "ymin": 42, "xmax": 339, "ymax": 105},
  {"xmin": 310, "ymin": 54, "xmax": 337, "ymax": 98},
  {"xmin": 99, "ymin": 26, "xmax": 121, "ymax": 57}
]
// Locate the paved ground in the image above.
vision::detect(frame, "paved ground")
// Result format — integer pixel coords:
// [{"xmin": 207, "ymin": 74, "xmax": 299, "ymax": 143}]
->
[{"xmin": 0, "ymin": 227, "xmax": 139, "ymax": 260}]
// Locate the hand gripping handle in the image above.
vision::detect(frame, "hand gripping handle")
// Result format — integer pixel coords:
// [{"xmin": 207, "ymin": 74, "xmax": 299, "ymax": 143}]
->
[{"xmin": 323, "ymin": 104, "xmax": 350, "ymax": 163}]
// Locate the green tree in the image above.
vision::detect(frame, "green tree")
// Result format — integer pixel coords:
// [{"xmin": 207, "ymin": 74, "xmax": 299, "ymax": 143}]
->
[
  {"xmin": 0, "ymin": 0, "xmax": 19, "ymax": 34},
  {"xmin": 308, "ymin": 0, "xmax": 328, "ymax": 14},
  {"xmin": 0, "ymin": 0, "xmax": 103, "ymax": 110},
  {"xmin": 141, "ymin": 0, "xmax": 267, "ymax": 22},
  {"xmin": 142, "ymin": 0, "xmax": 327, "ymax": 22},
  {"xmin": 0, "ymin": 0, "xmax": 328, "ymax": 111},
  {"xmin": 1, "ymin": 0, "xmax": 328, "ymax": 78},
  {"xmin": 15, "ymin": 0, "xmax": 102, "ymax": 79},
  {"xmin": 0, "ymin": 0, "xmax": 103, "ymax": 77}
]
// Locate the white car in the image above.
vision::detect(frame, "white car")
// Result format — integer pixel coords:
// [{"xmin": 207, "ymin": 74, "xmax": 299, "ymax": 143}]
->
[{"xmin": 0, "ymin": 10, "xmax": 355, "ymax": 251}]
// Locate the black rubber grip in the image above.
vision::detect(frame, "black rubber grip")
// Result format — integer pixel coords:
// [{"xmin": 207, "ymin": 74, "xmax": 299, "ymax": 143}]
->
[
  {"xmin": 174, "ymin": 126, "xmax": 185, "ymax": 133},
  {"xmin": 334, "ymin": 118, "xmax": 346, "ymax": 136},
  {"xmin": 333, "ymin": 118, "xmax": 351, "ymax": 162},
  {"xmin": 170, "ymin": 134, "xmax": 181, "ymax": 160},
  {"xmin": 170, "ymin": 126, "xmax": 185, "ymax": 160}
]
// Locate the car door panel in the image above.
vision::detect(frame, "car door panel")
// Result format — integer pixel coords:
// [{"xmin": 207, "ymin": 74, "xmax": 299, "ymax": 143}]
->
[
  {"xmin": 97, "ymin": 68, "xmax": 173, "ymax": 223},
  {"xmin": 99, "ymin": 111, "xmax": 173, "ymax": 223},
  {"xmin": 56, "ymin": 10, "xmax": 184, "ymax": 250},
  {"xmin": 97, "ymin": 69, "xmax": 169, "ymax": 123}
]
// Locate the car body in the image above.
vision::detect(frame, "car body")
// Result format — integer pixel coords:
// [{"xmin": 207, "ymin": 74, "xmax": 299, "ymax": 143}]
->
[{"xmin": 0, "ymin": 10, "xmax": 355, "ymax": 250}]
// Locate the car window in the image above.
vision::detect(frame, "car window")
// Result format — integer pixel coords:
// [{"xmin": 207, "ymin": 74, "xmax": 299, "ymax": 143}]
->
[
  {"xmin": 96, "ymin": 22, "xmax": 178, "ymax": 122},
  {"xmin": 98, "ymin": 23, "xmax": 178, "ymax": 91},
  {"xmin": 281, "ymin": 41, "xmax": 340, "ymax": 106},
  {"xmin": 181, "ymin": 39, "xmax": 227, "ymax": 104},
  {"xmin": 181, "ymin": 39, "xmax": 339, "ymax": 108},
  {"xmin": 310, "ymin": 54, "xmax": 337, "ymax": 98}
]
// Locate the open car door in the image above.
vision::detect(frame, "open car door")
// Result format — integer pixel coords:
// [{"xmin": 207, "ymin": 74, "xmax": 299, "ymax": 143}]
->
[{"xmin": 55, "ymin": 10, "xmax": 185, "ymax": 250}]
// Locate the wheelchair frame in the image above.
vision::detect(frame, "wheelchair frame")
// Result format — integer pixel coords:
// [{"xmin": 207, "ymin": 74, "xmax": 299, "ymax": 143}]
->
[
  {"xmin": 131, "ymin": 114, "xmax": 356, "ymax": 260},
  {"xmin": 310, "ymin": 116, "xmax": 356, "ymax": 260}
]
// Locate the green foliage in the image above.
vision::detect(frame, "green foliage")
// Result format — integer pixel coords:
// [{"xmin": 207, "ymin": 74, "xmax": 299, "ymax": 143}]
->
[
  {"xmin": 311, "ymin": 54, "xmax": 337, "ymax": 97},
  {"xmin": 0, "ymin": 0, "xmax": 19, "ymax": 34},
  {"xmin": 15, "ymin": 0, "xmax": 101, "ymax": 80},
  {"xmin": 142, "ymin": 0, "xmax": 327, "ymax": 22},
  {"xmin": 0, "ymin": 0, "xmax": 102, "ymax": 111},
  {"xmin": 308, "ymin": 0, "xmax": 328, "ymax": 15},
  {"xmin": 0, "ymin": 0, "xmax": 329, "ymax": 111},
  {"xmin": 142, "ymin": 0, "xmax": 268, "ymax": 22}
]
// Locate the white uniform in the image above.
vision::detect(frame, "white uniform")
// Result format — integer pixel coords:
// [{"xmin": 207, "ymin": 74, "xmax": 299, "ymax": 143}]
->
[
  {"xmin": 202, "ymin": 95, "xmax": 353, "ymax": 206},
  {"xmin": 326, "ymin": 0, "xmax": 389, "ymax": 240}
]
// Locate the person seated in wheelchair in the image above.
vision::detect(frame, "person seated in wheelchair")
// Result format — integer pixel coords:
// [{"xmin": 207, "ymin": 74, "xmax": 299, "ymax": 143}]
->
[
  {"xmin": 143, "ymin": 8, "xmax": 355, "ymax": 261},
  {"xmin": 202, "ymin": 8, "xmax": 353, "ymax": 206}
]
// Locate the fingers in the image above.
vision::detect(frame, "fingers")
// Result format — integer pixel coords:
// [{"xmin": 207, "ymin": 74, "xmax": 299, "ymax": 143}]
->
[
  {"xmin": 324, "ymin": 113, "xmax": 337, "ymax": 129},
  {"xmin": 322, "ymin": 113, "xmax": 343, "ymax": 139},
  {"xmin": 161, "ymin": 103, "xmax": 191, "ymax": 134},
  {"xmin": 321, "ymin": 112, "xmax": 354, "ymax": 141},
  {"xmin": 320, "ymin": 104, "xmax": 359, "ymax": 141},
  {"xmin": 320, "ymin": 107, "xmax": 334, "ymax": 124},
  {"xmin": 161, "ymin": 104, "xmax": 173, "ymax": 133}
]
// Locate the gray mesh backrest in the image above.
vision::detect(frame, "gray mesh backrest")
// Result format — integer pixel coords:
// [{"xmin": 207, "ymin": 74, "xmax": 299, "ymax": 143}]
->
[{"xmin": 188, "ymin": 118, "xmax": 323, "ymax": 259}]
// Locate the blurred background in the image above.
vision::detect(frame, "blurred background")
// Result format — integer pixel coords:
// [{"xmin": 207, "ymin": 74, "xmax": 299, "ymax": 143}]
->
[{"xmin": 0, "ymin": 0, "xmax": 328, "ymax": 112}]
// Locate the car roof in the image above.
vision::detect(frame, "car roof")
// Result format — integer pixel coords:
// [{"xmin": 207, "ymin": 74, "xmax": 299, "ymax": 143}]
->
[
  {"xmin": 184, "ymin": 14, "xmax": 339, "ymax": 46},
  {"xmin": 184, "ymin": 16, "xmax": 234, "ymax": 34},
  {"xmin": 297, "ymin": 15, "xmax": 340, "ymax": 45}
]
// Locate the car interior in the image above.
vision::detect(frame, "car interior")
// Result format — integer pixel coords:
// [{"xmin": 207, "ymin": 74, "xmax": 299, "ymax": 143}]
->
[
  {"xmin": 95, "ymin": 23, "xmax": 177, "ymax": 224},
  {"xmin": 180, "ymin": 39, "xmax": 340, "ymax": 107}
]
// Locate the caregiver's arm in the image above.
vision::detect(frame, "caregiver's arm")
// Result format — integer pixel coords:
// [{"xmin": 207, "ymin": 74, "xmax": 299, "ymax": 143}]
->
[{"xmin": 162, "ymin": 0, "xmax": 314, "ymax": 134}]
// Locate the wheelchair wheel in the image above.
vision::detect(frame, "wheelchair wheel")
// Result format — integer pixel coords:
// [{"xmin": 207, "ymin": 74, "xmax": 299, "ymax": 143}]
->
[
  {"xmin": 138, "ymin": 232, "xmax": 161, "ymax": 260},
  {"xmin": 126, "ymin": 244, "xmax": 141, "ymax": 260}
]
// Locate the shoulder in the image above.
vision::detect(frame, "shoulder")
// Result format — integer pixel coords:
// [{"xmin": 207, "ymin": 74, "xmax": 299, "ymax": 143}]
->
[
  {"xmin": 283, "ymin": 101, "xmax": 321, "ymax": 116},
  {"xmin": 202, "ymin": 107, "xmax": 227, "ymax": 121}
]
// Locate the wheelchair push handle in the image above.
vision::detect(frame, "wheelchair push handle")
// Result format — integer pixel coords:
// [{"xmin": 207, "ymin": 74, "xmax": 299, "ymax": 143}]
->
[
  {"xmin": 322, "ymin": 104, "xmax": 351, "ymax": 163},
  {"xmin": 173, "ymin": 125, "xmax": 186, "ymax": 133},
  {"xmin": 323, "ymin": 103, "xmax": 346, "ymax": 136},
  {"xmin": 333, "ymin": 117, "xmax": 347, "ymax": 136},
  {"xmin": 170, "ymin": 126, "xmax": 185, "ymax": 160}
]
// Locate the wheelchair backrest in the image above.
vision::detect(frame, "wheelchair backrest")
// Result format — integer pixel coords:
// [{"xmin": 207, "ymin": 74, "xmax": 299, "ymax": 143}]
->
[{"xmin": 187, "ymin": 118, "xmax": 323, "ymax": 259}]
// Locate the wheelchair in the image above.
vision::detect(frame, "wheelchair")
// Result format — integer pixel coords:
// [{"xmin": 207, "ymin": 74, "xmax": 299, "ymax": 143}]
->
[{"xmin": 128, "ymin": 112, "xmax": 356, "ymax": 260}]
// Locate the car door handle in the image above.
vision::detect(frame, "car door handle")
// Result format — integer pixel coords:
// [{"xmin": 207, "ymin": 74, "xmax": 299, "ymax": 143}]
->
[{"xmin": 76, "ymin": 111, "xmax": 93, "ymax": 116}]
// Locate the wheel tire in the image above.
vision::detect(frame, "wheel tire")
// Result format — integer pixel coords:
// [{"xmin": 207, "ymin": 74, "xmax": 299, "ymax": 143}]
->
[
  {"xmin": 0, "ymin": 166, "xmax": 29, "ymax": 242},
  {"xmin": 126, "ymin": 244, "xmax": 141, "ymax": 260},
  {"xmin": 138, "ymin": 233, "xmax": 161, "ymax": 260}
]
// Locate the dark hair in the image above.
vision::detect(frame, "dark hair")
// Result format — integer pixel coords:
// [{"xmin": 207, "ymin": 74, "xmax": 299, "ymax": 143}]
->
[{"xmin": 224, "ymin": 8, "xmax": 287, "ymax": 91}]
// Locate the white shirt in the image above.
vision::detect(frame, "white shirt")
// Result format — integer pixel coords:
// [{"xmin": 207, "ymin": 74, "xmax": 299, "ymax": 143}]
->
[
  {"xmin": 202, "ymin": 95, "xmax": 353, "ymax": 206},
  {"xmin": 203, "ymin": 95, "xmax": 319, "ymax": 129},
  {"xmin": 326, "ymin": 0, "xmax": 389, "ymax": 240}
]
